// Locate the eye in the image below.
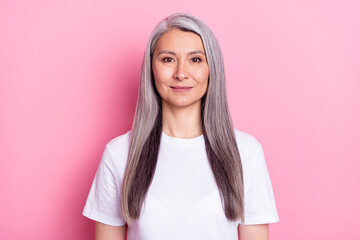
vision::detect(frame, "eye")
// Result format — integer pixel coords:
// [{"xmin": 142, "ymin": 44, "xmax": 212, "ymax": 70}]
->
[
  {"xmin": 162, "ymin": 57, "xmax": 174, "ymax": 62},
  {"xmin": 191, "ymin": 57, "xmax": 202, "ymax": 63}
]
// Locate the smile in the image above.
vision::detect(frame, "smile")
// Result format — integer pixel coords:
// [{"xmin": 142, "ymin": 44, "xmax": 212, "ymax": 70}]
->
[{"xmin": 170, "ymin": 86, "xmax": 192, "ymax": 92}]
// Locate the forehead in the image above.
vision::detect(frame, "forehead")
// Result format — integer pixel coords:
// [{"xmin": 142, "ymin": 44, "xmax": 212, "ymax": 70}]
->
[{"xmin": 155, "ymin": 28, "xmax": 205, "ymax": 52}]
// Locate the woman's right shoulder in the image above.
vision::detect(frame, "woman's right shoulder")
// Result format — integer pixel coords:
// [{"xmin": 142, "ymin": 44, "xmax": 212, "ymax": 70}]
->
[
  {"xmin": 106, "ymin": 130, "xmax": 132, "ymax": 152},
  {"xmin": 102, "ymin": 130, "xmax": 132, "ymax": 176}
]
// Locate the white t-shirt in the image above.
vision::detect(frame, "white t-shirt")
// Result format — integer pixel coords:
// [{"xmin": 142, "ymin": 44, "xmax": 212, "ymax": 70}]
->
[{"xmin": 83, "ymin": 129, "xmax": 279, "ymax": 239}]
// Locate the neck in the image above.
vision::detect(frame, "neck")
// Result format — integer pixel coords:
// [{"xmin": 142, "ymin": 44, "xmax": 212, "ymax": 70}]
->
[{"xmin": 161, "ymin": 101, "xmax": 203, "ymax": 139}]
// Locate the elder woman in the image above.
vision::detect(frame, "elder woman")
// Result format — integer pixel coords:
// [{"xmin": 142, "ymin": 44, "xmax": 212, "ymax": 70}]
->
[{"xmin": 83, "ymin": 13, "xmax": 279, "ymax": 240}]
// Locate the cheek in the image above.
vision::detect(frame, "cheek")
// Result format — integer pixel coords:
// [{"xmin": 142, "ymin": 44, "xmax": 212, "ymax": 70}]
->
[
  {"xmin": 152, "ymin": 64, "xmax": 170, "ymax": 97},
  {"xmin": 152, "ymin": 64, "xmax": 172, "ymax": 85},
  {"xmin": 194, "ymin": 66, "xmax": 209, "ymax": 86},
  {"xmin": 152, "ymin": 64, "xmax": 161, "ymax": 82}
]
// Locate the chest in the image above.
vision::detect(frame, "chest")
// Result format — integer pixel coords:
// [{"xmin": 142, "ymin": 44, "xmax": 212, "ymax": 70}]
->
[
  {"xmin": 126, "ymin": 144, "xmax": 238, "ymax": 240},
  {"xmin": 148, "ymin": 143, "xmax": 219, "ymax": 213}
]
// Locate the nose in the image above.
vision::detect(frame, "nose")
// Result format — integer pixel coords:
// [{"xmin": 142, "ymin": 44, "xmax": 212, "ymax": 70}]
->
[{"xmin": 173, "ymin": 61, "xmax": 188, "ymax": 81}]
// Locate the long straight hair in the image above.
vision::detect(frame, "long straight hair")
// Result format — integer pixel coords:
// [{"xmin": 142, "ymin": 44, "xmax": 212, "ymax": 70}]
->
[{"xmin": 121, "ymin": 13, "xmax": 244, "ymax": 224}]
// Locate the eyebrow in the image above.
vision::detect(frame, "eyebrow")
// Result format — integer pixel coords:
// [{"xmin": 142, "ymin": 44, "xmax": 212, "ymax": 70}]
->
[{"xmin": 157, "ymin": 50, "xmax": 206, "ymax": 56}]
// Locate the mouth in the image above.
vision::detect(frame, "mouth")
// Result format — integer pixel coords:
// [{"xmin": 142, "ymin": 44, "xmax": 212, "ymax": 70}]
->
[{"xmin": 170, "ymin": 86, "xmax": 192, "ymax": 92}]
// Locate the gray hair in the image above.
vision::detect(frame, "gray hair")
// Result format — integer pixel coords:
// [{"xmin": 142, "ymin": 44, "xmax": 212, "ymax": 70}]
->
[{"xmin": 121, "ymin": 13, "xmax": 244, "ymax": 224}]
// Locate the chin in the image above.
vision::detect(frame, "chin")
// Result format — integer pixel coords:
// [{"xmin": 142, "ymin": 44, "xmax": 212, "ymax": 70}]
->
[{"xmin": 165, "ymin": 99, "xmax": 201, "ymax": 109}]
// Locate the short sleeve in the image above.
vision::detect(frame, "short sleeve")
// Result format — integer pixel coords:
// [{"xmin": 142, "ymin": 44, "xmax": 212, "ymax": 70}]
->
[
  {"xmin": 240, "ymin": 144, "xmax": 279, "ymax": 225},
  {"xmin": 82, "ymin": 146, "xmax": 126, "ymax": 226}
]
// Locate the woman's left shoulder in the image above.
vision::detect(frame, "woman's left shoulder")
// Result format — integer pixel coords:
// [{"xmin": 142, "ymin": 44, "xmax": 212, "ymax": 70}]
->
[{"xmin": 233, "ymin": 128, "xmax": 262, "ymax": 153}]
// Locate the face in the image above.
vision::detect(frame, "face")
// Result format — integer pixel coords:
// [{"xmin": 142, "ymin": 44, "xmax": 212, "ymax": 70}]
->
[{"xmin": 152, "ymin": 28, "xmax": 209, "ymax": 110}]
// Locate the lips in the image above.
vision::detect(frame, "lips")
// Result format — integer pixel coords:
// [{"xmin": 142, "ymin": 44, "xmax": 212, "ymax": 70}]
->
[
  {"xmin": 170, "ymin": 86, "xmax": 192, "ymax": 92},
  {"xmin": 170, "ymin": 86, "xmax": 192, "ymax": 89}
]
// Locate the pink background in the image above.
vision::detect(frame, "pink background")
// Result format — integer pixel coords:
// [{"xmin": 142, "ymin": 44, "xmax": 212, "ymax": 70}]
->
[{"xmin": 1, "ymin": 0, "xmax": 359, "ymax": 239}]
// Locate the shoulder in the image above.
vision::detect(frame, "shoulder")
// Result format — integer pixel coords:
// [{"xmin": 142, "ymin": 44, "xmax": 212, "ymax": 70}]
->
[
  {"xmin": 233, "ymin": 128, "xmax": 264, "ymax": 174},
  {"xmin": 103, "ymin": 130, "xmax": 132, "ymax": 178},
  {"xmin": 106, "ymin": 130, "xmax": 132, "ymax": 154},
  {"xmin": 233, "ymin": 128, "xmax": 262, "ymax": 154}
]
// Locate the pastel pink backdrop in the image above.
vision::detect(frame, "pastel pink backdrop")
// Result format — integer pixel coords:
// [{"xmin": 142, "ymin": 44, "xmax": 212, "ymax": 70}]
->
[{"xmin": 1, "ymin": 0, "xmax": 359, "ymax": 239}]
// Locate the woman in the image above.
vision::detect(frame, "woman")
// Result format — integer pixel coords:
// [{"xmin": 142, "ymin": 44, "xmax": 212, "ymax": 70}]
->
[{"xmin": 83, "ymin": 13, "xmax": 279, "ymax": 240}]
